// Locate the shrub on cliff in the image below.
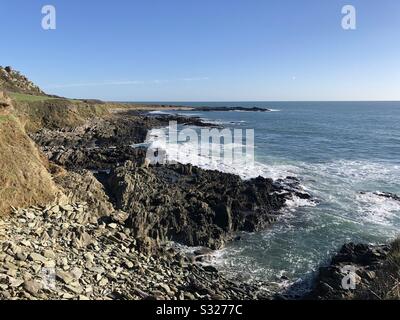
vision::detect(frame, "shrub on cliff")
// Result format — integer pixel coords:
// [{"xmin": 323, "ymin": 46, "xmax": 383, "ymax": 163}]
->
[{"xmin": 359, "ymin": 238, "xmax": 400, "ymax": 299}]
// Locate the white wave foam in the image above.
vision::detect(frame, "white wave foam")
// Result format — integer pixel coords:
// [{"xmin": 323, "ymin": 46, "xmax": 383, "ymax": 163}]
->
[
  {"xmin": 146, "ymin": 128, "xmax": 298, "ymax": 180},
  {"xmin": 148, "ymin": 110, "xmax": 171, "ymax": 115},
  {"xmin": 355, "ymin": 192, "xmax": 400, "ymax": 226},
  {"xmin": 199, "ymin": 118, "xmax": 225, "ymax": 125},
  {"xmin": 177, "ymin": 113, "xmax": 200, "ymax": 117},
  {"xmin": 146, "ymin": 129, "xmax": 400, "ymax": 226},
  {"xmin": 294, "ymin": 160, "xmax": 400, "ymax": 226},
  {"xmin": 285, "ymin": 195, "xmax": 317, "ymax": 212},
  {"xmin": 302, "ymin": 160, "xmax": 400, "ymax": 185}
]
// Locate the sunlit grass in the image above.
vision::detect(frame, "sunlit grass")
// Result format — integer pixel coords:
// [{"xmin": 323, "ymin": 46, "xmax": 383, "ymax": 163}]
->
[{"xmin": 9, "ymin": 92, "xmax": 59, "ymax": 102}]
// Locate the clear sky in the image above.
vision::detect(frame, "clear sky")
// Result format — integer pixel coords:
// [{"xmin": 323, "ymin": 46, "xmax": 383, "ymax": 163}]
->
[{"xmin": 1, "ymin": 0, "xmax": 399, "ymax": 101}]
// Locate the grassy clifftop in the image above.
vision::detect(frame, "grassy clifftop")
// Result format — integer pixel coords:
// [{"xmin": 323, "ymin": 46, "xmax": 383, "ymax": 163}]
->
[
  {"xmin": 0, "ymin": 66, "xmax": 112, "ymax": 132},
  {"xmin": 0, "ymin": 66, "xmax": 172, "ymax": 214},
  {"xmin": 12, "ymin": 94, "xmax": 110, "ymax": 133},
  {"xmin": 0, "ymin": 67, "xmax": 111, "ymax": 214}
]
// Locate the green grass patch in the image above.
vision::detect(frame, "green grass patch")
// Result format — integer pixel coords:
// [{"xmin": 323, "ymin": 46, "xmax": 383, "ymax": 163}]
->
[
  {"xmin": 9, "ymin": 92, "xmax": 60, "ymax": 103},
  {"xmin": 0, "ymin": 114, "xmax": 11, "ymax": 123}
]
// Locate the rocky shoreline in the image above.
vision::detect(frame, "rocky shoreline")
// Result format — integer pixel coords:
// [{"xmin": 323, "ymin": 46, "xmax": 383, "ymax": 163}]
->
[
  {"xmin": 0, "ymin": 203, "xmax": 274, "ymax": 300},
  {"xmin": 1, "ymin": 109, "xmax": 313, "ymax": 300},
  {"xmin": 306, "ymin": 242, "xmax": 397, "ymax": 300},
  {"xmin": 31, "ymin": 110, "xmax": 312, "ymax": 250},
  {"xmin": 2, "ymin": 66, "xmax": 399, "ymax": 301},
  {"xmin": 3, "ymin": 106, "xmax": 397, "ymax": 300}
]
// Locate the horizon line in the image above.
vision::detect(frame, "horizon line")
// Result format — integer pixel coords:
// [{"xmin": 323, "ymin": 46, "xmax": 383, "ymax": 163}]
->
[{"xmin": 106, "ymin": 99, "xmax": 400, "ymax": 103}]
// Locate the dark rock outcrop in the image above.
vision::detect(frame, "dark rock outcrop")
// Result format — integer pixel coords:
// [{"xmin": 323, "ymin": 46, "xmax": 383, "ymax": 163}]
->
[
  {"xmin": 195, "ymin": 106, "xmax": 271, "ymax": 112},
  {"xmin": 372, "ymin": 192, "xmax": 400, "ymax": 202},
  {"xmin": 32, "ymin": 111, "xmax": 312, "ymax": 252},
  {"xmin": 32, "ymin": 112, "xmax": 216, "ymax": 149},
  {"xmin": 308, "ymin": 243, "xmax": 391, "ymax": 300},
  {"xmin": 106, "ymin": 161, "xmax": 304, "ymax": 249}
]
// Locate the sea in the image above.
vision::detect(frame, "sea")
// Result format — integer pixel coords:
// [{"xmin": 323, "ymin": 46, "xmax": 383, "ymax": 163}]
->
[{"xmin": 140, "ymin": 101, "xmax": 400, "ymax": 292}]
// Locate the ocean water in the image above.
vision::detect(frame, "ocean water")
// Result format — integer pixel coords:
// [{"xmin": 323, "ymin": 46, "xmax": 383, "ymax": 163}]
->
[{"xmin": 144, "ymin": 101, "xmax": 400, "ymax": 291}]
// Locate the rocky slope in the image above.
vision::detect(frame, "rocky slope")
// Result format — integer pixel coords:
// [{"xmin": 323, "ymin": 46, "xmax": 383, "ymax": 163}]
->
[
  {"xmin": 16, "ymin": 67, "xmax": 392, "ymax": 302},
  {"xmin": 5, "ymin": 67, "xmax": 399, "ymax": 301},
  {"xmin": 31, "ymin": 111, "xmax": 312, "ymax": 251},
  {"xmin": 0, "ymin": 203, "xmax": 272, "ymax": 300},
  {"xmin": 0, "ymin": 66, "xmax": 45, "ymax": 96},
  {"xmin": 0, "ymin": 90, "xmax": 314, "ymax": 300}
]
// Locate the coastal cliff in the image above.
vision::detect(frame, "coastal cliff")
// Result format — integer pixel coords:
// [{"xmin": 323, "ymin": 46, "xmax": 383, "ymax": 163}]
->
[
  {"xmin": 0, "ymin": 67, "xmax": 302, "ymax": 299},
  {"xmin": 0, "ymin": 67, "xmax": 398, "ymax": 300},
  {"xmin": 0, "ymin": 92, "xmax": 59, "ymax": 214}
]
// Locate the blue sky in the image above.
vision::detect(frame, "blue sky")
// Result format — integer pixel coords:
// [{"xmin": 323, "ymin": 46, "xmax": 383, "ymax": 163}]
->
[{"xmin": 1, "ymin": 0, "xmax": 399, "ymax": 101}]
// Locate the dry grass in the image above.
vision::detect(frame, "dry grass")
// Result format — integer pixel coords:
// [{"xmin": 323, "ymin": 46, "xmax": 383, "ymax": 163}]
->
[
  {"xmin": 357, "ymin": 238, "xmax": 400, "ymax": 300},
  {"xmin": 0, "ymin": 92, "xmax": 171, "ymax": 215},
  {"xmin": 12, "ymin": 98, "xmax": 110, "ymax": 133},
  {"xmin": 0, "ymin": 116, "xmax": 58, "ymax": 215},
  {"xmin": 8, "ymin": 92, "xmax": 57, "ymax": 103},
  {"xmin": 0, "ymin": 93, "xmax": 112, "ymax": 214},
  {"xmin": 373, "ymin": 239, "xmax": 400, "ymax": 299}
]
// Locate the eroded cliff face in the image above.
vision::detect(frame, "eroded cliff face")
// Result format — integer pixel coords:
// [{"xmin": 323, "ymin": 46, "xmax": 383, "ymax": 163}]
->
[
  {"xmin": 0, "ymin": 91, "xmax": 12, "ymax": 112},
  {"xmin": 0, "ymin": 115, "xmax": 59, "ymax": 215}
]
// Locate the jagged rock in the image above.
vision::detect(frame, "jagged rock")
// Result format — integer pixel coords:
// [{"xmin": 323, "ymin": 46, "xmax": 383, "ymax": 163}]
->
[
  {"xmin": 108, "ymin": 223, "xmax": 118, "ymax": 229},
  {"xmin": 307, "ymin": 242, "xmax": 391, "ymax": 300},
  {"xmin": 61, "ymin": 205, "xmax": 74, "ymax": 212},
  {"xmin": 56, "ymin": 271, "xmax": 76, "ymax": 285},
  {"xmin": 54, "ymin": 170, "xmax": 114, "ymax": 217},
  {"xmin": 9, "ymin": 279, "xmax": 24, "ymax": 288},
  {"xmin": 71, "ymin": 267, "xmax": 83, "ymax": 280},
  {"xmin": 158, "ymin": 283, "xmax": 174, "ymax": 297},
  {"xmin": 84, "ymin": 253, "xmax": 95, "ymax": 264},
  {"xmin": 29, "ymin": 253, "xmax": 48, "ymax": 264},
  {"xmin": 25, "ymin": 211, "xmax": 36, "ymax": 220},
  {"xmin": 74, "ymin": 231, "xmax": 92, "ymax": 248},
  {"xmin": 43, "ymin": 249, "xmax": 56, "ymax": 260},
  {"xmin": 23, "ymin": 280, "xmax": 42, "ymax": 296},
  {"xmin": 107, "ymin": 162, "xmax": 296, "ymax": 250},
  {"xmin": 373, "ymin": 192, "xmax": 400, "ymax": 202},
  {"xmin": 16, "ymin": 253, "xmax": 28, "ymax": 261},
  {"xmin": 65, "ymin": 284, "xmax": 83, "ymax": 295}
]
